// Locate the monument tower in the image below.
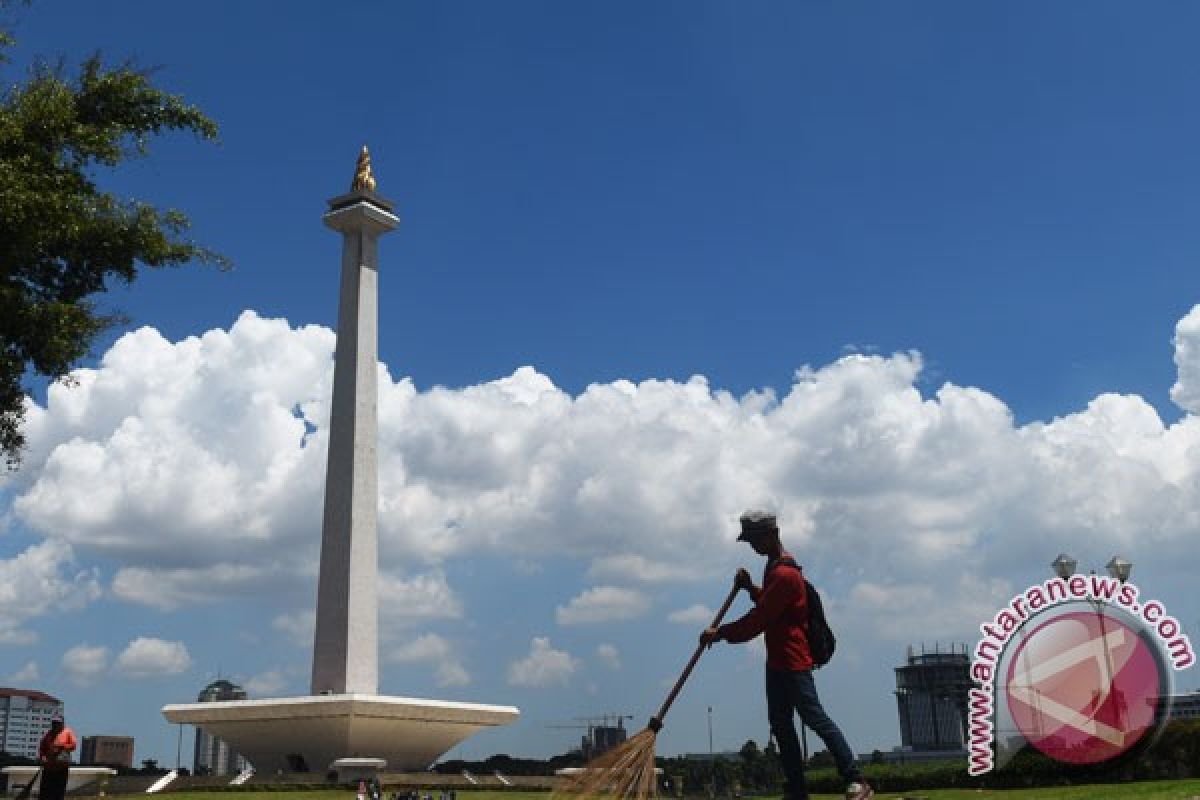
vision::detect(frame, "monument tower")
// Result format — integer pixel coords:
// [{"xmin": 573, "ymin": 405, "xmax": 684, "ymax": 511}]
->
[
  {"xmin": 164, "ymin": 150, "xmax": 518, "ymax": 774},
  {"xmin": 311, "ymin": 146, "xmax": 394, "ymax": 696}
]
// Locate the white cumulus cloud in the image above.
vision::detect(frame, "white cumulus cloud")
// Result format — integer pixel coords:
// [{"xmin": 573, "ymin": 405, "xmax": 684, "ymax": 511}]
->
[
  {"xmin": 8, "ymin": 661, "xmax": 39, "ymax": 683},
  {"xmin": 1171, "ymin": 305, "xmax": 1200, "ymax": 414},
  {"xmin": 243, "ymin": 670, "xmax": 290, "ymax": 697},
  {"xmin": 5, "ymin": 305, "xmax": 1200, "ymax": 671},
  {"xmin": 595, "ymin": 643, "xmax": 621, "ymax": 670},
  {"xmin": 63, "ymin": 644, "xmax": 109, "ymax": 685},
  {"xmin": 586, "ymin": 554, "xmax": 695, "ymax": 584},
  {"xmin": 272, "ymin": 611, "xmax": 315, "ymax": 647},
  {"xmin": 113, "ymin": 563, "xmax": 275, "ymax": 611},
  {"xmin": 14, "ymin": 313, "xmax": 331, "ymax": 594},
  {"xmin": 507, "ymin": 637, "xmax": 579, "ymax": 688},
  {"xmin": 379, "ymin": 571, "xmax": 463, "ymax": 624},
  {"xmin": 667, "ymin": 604, "xmax": 715, "ymax": 626},
  {"xmin": 114, "ymin": 637, "xmax": 192, "ymax": 678},
  {"xmin": 388, "ymin": 633, "xmax": 471, "ymax": 687},
  {"xmin": 556, "ymin": 587, "xmax": 650, "ymax": 625},
  {"xmin": 0, "ymin": 540, "xmax": 101, "ymax": 644}
]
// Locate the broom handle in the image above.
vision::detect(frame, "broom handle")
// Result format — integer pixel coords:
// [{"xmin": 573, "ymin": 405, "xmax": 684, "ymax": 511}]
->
[
  {"xmin": 15, "ymin": 767, "xmax": 42, "ymax": 800},
  {"xmin": 649, "ymin": 579, "xmax": 741, "ymax": 731}
]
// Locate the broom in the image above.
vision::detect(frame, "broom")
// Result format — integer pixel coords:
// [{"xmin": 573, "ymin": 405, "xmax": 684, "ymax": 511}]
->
[
  {"xmin": 14, "ymin": 767, "xmax": 42, "ymax": 800},
  {"xmin": 554, "ymin": 579, "xmax": 742, "ymax": 800}
]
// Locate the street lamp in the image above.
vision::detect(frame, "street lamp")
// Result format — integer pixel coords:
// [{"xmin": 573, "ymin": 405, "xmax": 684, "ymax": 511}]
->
[
  {"xmin": 1051, "ymin": 553, "xmax": 1077, "ymax": 580},
  {"xmin": 1106, "ymin": 556, "xmax": 1133, "ymax": 583},
  {"xmin": 1049, "ymin": 552, "xmax": 1134, "ymax": 727},
  {"xmin": 1050, "ymin": 552, "xmax": 1133, "ymax": 585}
]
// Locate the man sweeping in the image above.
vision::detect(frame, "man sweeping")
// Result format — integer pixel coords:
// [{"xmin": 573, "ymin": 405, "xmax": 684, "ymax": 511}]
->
[{"xmin": 700, "ymin": 510, "xmax": 874, "ymax": 800}]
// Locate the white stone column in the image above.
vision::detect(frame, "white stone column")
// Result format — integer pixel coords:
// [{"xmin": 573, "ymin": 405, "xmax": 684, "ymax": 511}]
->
[{"xmin": 311, "ymin": 186, "xmax": 398, "ymax": 696}]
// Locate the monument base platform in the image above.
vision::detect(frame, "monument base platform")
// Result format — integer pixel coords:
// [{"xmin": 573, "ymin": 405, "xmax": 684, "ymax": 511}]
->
[{"xmin": 163, "ymin": 693, "xmax": 519, "ymax": 774}]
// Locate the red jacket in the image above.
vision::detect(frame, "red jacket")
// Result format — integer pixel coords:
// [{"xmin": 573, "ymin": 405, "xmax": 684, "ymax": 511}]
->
[
  {"xmin": 39, "ymin": 726, "xmax": 77, "ymax": 770},
  {"xmin": 718, "ymin": 552, "xmax": 812, "ymax": 671}
]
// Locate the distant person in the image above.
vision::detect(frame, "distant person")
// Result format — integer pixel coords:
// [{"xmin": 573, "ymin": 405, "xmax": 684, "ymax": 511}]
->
[
  {"xmin": 700, "ymin": 510, "xmax": 874, "ymax": 800},
  {"xmin": 37, "ymin": 713, "xmax": 77, "ymax": 800}
]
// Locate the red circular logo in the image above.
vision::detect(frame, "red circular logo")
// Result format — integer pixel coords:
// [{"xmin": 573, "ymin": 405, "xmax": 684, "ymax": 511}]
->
[{"xmin": 1005, "ymin": 609, "xmax": 1164, "ymax": 764}]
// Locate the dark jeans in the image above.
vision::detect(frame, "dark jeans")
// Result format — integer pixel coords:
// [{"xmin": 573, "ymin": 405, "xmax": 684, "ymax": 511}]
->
[
  {"xmin": 766, "ymin": 667, "xmax": 862, "ymax": 799},
  {"xmin": 40, "ymin": 767, "xmax": 69, "ymax": 800}
]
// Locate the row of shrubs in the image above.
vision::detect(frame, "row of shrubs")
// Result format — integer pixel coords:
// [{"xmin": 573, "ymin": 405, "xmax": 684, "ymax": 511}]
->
[{"xmin": 799, "ymin": 719, "xmax": 1200, "ymax": 794}]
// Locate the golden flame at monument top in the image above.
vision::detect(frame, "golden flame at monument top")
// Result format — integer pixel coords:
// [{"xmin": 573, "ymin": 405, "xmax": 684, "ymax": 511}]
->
[{"xmin": 351, "ymin": 145, "xmax": 377, "ymax": 192}]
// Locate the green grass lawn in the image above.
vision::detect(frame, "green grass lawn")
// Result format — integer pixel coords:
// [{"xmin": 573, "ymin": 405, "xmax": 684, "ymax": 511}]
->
[
  {"xmin": 135, "ymin": 784, "xmax": 1200, "ymax": 800},
  {"xmin": 805, "ymin": 779, "xmax": 1200, "ymax": 798}
]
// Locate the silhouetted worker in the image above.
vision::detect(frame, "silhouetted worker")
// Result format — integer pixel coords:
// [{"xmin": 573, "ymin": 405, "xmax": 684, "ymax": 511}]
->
[
  {"xmin": 700, "ymin": 510, "xmax": 873, "ymax": 800},
  {"xmin": 37, "ymin": 712, "xmax": 77, "ymax": 800}
]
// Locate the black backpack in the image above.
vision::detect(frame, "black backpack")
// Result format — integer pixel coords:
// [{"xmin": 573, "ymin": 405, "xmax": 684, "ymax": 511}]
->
[{"xmin": 775, "ymin": 557, "xmax": 837, "ymax": 668}]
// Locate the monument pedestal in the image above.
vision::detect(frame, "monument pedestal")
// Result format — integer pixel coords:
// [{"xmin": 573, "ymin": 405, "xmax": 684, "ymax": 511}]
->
[{"xmin": 163, "ymin": 693, "xmax": 517, "ymax": 774}]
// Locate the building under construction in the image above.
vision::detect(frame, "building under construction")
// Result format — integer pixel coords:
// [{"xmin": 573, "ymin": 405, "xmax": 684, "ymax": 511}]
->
[
  {"xmin": 894, "ymin": 643, "xmax": 972, "ymax": 751},
  {"xmin": 583, "ymin": 720, "xmax": 628, "ymax": 760},
  {"xmin": 552, "ymin": 714, "xmax": 631, "ymax": 760}
]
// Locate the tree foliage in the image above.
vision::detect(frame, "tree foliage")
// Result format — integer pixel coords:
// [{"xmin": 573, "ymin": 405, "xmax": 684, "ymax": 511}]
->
[{"xmin": 0, "ymin": 19, "xmax": 224, "ymax": 465}]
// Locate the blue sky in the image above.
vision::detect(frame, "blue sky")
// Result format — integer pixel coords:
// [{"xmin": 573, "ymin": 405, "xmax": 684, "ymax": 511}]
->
[{"xmin": 2, "ymin": 0, "xmax": 1200, "ymax": 769}]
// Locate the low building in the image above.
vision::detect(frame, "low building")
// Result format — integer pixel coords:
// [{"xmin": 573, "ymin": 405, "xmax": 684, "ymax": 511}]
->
[
  {"xmin": 0, "ymin": 688, "xmax": 63, "ymax": 761},
  {"xmin": 80, "ymin": 735, "xmax": 134, "ymax": 768},
  {"xmin": 1157, "ymin": 691, "xmax": 1200, "ymax": 722}
]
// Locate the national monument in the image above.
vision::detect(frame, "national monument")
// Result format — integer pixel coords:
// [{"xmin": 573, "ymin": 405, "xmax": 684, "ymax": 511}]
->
[{"xmin": 163, "ymin": 150, "xmax": 520, "ymax": 773}]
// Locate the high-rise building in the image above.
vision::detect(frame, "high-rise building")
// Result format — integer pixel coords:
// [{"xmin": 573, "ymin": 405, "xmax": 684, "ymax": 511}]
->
[
  {"xmin": 0, "ymin": 688, "xmax": 63, "ymax": 760},
  {"xmin": 81, "ymin": 735, "xmax": 135, "ymax": 768},
  {"xmin": 193, "ymin": 680, "xmax": 249, "ymax": 775},
  {"xmin": 894, "ymin": 644, "xmax": 971, "ymax": 751}
]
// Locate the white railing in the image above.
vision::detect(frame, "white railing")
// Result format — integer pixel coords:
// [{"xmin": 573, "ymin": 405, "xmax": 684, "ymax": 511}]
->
[
  {"xmin": 145, "ymin": 770, "xmax": 179, "ymax": 794},
  {"xmin": 229, "ymin": 768, "xmax": 255, "ymax": 786}
]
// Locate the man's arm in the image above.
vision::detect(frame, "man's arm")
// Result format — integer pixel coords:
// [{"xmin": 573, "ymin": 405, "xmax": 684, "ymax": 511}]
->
[
  {"xmin": 703, "ymin": 567, "xmax": 802, "ymax": 645},
  {"xmin": 700, "ymin": 568, "xmax": 762, "ymax": 648}
]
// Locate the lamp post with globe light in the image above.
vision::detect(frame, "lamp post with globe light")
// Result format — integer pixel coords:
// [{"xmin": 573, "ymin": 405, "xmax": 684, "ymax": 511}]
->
[{"xmin": 1050, "ymin": 552, "xmax": 1134, "ymax": 727}]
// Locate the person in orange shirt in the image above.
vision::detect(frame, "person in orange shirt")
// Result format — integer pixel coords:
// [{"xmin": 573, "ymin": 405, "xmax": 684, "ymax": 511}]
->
[{"xmin": 37, "ymin": 713, "xmax": 77, "ymax": 800}]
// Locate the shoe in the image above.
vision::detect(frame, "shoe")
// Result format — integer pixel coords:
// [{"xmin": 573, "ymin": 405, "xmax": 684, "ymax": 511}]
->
[{"xmin": 844, "ymin": 782, "xmax": 874, "ymax": 800}]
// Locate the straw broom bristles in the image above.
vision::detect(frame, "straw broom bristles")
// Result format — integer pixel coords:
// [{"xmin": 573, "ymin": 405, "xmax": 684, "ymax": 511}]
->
[
  {"xmin": 553, "ymin": 727, "xmax": 659, "ymax": 800},
  {"xmin": 553, "ymin": 581, "xmax": 742, "ymax": 800}
]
